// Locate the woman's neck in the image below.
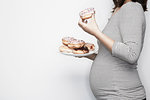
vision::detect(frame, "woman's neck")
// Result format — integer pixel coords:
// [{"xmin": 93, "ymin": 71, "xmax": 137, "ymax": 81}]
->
[{"xmin": 124, "ymin": 0, "xmax": 132, "ymax": 4}]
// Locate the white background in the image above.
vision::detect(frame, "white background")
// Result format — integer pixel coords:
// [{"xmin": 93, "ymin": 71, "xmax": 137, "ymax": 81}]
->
[{"xmin": 0, "ymin": 0, "xmax": 150, "ymax": 100}]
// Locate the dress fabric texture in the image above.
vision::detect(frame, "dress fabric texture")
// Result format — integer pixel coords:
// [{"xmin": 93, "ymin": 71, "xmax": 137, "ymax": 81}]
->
[{"xmin": 89, "ymin": 2, "xmax": 146, "ymax": 100}]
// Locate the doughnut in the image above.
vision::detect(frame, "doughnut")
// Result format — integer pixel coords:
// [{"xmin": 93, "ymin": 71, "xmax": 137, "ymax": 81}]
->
[
  {"xmin": 79, "ymin": 8, "xmax": 95, "ymax": 20},
  {"xmin": 67, "ymin": 39, "xmax": 85, "ymax": 49},
  {"xmin": 84, "ymin": 43, "xmax": 95, "ymax": 51},
  {"xmin": 59, "ymin": 45, "xmax": 73, "ymax": 53},
  {"xmin": 60, "ymin": 37, "xmax": 95, "ymax": 55},
  {"xmin": 62, "ymin": 37, "xmax": 85, "ymax": 49},
  {"xmin": 62, "ymin": 37, "xmax": 75, "ymax": 46},
  {"xmin": 72, "ymin": 46, "xmax": 89, "ymax": 54},
  {"xmin": 72, "ymin": 49, "xmax": 89, "ymax": 54}
]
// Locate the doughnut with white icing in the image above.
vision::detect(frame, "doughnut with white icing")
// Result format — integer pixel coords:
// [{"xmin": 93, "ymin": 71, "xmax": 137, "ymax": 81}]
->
[
  {"xmin": 79, "ymin": 8, "xmax": 95, "ymax": 20},
  {"xmin": 67, "ymin": 39, "xmax": 85, "ymax": 49},
  {"xmin": 62, "ymin": 37, "xmax": 85, "ymax": 49},
  {"xmin": 62, "ymin": 37, "xmax": 75, "ymax": 46},
  {"xmin": 60, "ymin": 36, "xmax": 95, "ymax": 55}
]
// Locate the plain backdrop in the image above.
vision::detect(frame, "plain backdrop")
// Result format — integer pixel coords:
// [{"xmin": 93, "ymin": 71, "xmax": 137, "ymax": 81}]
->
[{"xmin": 0, "ymin": 0, "xmax": 150, "ymax": 100}]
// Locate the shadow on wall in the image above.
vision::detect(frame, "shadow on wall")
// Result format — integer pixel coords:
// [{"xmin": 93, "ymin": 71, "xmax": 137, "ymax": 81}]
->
[{"xmin": 138, "ymin": 2, "xmax": 150, "ymax": 99}]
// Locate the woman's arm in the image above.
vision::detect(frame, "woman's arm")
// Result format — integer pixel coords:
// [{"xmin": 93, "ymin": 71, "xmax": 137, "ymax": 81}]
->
[
  {"xmin": 78, "ymin": 5, "xmax": 145, "ymax": 64},
  {"xmin": 111, "ymin": 5, "xmax": 145, "ymax": 64}
]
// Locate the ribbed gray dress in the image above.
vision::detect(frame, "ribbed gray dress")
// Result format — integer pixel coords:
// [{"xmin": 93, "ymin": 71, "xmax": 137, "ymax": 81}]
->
[{"xmin": 89, "ymin": 2, "xmax": 146, "ymax": 100}]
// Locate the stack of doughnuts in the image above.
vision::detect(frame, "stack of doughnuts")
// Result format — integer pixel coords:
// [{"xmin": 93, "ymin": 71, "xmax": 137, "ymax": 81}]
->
[
  {"xmin": 79, "ymin": 8, "xmax": 95, "ymax": 20},
  {"xmin": 59, "ymin": 37, "xmax": 95, "ymax": 54}
]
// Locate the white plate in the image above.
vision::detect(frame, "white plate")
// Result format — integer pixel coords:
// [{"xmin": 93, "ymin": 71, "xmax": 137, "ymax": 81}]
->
[{"xmin": 59, "ymin": 45, "xmax": 98, "ymax": 57}]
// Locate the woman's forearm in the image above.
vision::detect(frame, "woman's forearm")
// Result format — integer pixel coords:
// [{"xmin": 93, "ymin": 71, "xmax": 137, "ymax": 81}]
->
[{"xmin": 94, "ymin": 30, "xmax": 114, "ymax": 52}]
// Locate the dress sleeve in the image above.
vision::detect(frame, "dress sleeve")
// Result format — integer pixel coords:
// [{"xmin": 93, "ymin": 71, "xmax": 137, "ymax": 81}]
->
[{"xmin": 111, "ymin": 4, "xmax": 145, "ymax": 64}]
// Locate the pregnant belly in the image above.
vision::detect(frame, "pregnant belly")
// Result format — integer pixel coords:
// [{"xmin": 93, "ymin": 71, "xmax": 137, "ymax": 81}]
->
[
  {"xmin": 89, "ymin": 64, "xmax": 115, "ymax": 92},
  {"xmin": 89, "ymin": 61, "xmax": 145, "ymax": 98}
]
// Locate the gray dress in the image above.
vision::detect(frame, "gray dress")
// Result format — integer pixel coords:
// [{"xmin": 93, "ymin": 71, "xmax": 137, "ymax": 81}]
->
[{"xmin": 89, "ymin": 2, "xmax": 146, "ymax": 100}]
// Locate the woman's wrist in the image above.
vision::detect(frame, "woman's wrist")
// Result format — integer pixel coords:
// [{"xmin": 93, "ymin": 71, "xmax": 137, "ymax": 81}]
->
[
  {"xmin": 93, "ymin": 29, "xmax": 103, "ymax": 38},
  {"xmin": 94, "ymin": 30, "xmax": 114, "ymax": 52}
]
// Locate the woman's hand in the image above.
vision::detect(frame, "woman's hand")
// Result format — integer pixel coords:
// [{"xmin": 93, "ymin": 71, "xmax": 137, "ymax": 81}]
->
[
  {"xmin": 75, "ymin": 53, "xmax": 97, "ymax": 61},
  {"xmin": 78, "ymin": 14, "xmax": 101, "ymax": 37},
  {"xmin": 78, "ymin": 12, "xmax": 114, "ymax": 52}
]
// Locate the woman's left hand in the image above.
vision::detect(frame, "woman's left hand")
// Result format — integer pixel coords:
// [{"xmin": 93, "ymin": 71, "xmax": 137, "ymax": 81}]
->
[{"xmin": 78, "ymin": 14, "xmax": 101, "ymax": 37}]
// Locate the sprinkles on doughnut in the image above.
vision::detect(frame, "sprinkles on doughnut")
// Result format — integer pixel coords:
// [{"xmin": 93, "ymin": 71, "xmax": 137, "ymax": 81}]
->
[
  {"xmin": 79, "ymin": 7, "xmax": 95, "ymax": 20},
  {"xmin": 60, "ymin": 36, "xmax": 95, "ymax": 54},
  {"xmin": 62, "ymin": 37, "xmax": 85, "ymax": 49}
]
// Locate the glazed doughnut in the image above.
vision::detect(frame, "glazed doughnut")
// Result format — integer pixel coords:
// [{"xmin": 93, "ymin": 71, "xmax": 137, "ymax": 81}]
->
[
  {"xmin": 62, "ymin": 37, "xmax": 85, "ymax": 49},
  {"xmin": 60, "ymin": 37, "xmax": 95, "ymax": 55},
  {"xmin": 79, "ymin": 8, "xmax": 95, "ymax": 20},
  {"xmin": 72, "ymin": 49, "xmax": 89, "ymax": 54},
  {"xmin": 62, "ymin": 37, "xmax": 75, "ymax": 46},
  {"xmin": 59, "ymin": 45, "xmax": 73, "ymax": 53},
  {"xmin": 84, "ymin": 43, "xmax": 95, "ymax": 51},
  {"xmin": 67, "ymin": 39, "xmax": 85, "ymax": 49}
]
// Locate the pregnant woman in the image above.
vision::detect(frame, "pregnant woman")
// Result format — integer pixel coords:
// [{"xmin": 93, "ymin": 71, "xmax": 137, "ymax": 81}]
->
[{"xmin": 78, "ymin": 0, "xmax": 148, "ymax": 100}]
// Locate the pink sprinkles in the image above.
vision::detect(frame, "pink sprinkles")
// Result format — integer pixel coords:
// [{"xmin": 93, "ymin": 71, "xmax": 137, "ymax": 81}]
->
[{"xmin": 62, "ymin": 37, "xmax": 85, "ymax": 44}]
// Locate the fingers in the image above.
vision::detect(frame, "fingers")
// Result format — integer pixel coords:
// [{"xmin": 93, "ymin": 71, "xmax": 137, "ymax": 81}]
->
[
  {"xmin": 79, "ymin": 17, "xmax": 87, "ymax": 24},
  {"xmin": 78, "ymin": 18, "xmax": 87, "ymax": 28},
  {"xmin": 91, "ymin": 14, "xmax": 95, "ymax": 19}
]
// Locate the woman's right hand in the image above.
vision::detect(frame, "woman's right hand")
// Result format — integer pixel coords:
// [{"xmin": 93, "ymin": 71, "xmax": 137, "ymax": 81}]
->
[{"xmin": 75, "ymin": 53, "xmax": 97, "ymax": 61}]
